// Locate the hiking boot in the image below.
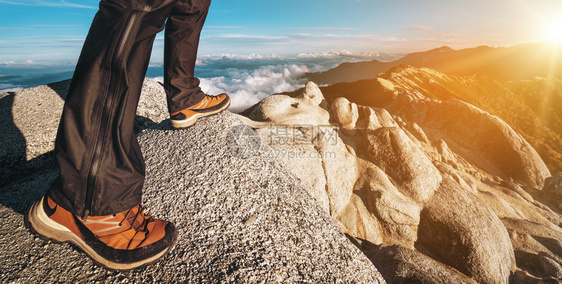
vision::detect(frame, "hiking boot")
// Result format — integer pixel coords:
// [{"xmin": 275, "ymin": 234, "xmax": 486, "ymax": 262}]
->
[
  {"xmin": 25, "ymin": 196, "xmax": 177, "ymax": 271},
  {"xmin": 170, "ymin": 93, "xmax": 231, "ymax": 129}
]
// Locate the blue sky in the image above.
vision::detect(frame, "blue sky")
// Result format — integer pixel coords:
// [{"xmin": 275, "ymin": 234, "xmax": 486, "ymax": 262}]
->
[{"xmin": 1, "ymin": 0, "xmax": 561, "ymax": 64}]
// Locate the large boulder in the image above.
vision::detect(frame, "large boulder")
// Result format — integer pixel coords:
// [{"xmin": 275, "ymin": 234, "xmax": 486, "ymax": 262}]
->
[
  {"xmin": 353, "ymin": 164, "xmax": 421, "ymax": 247},
  {"xmin": 246, "ymin": 81, "xmax": 330, "ymax": 125},
  {"xmin": 387, "ymin": 93, "xmax": 551, "ymax": 189},
  {"xmin": 363, "ymin": 126, "xmax": 441, "ymax": 202},
  {"xmin": 254, "ymin": 127, "xmax": 331, "ymax": 212},
  {"xmin": 368, "ymin": 244, "xmax": 476, "ymax": 284},
  {"xmin": 418, "ymin": 178, "xmax": 516, "ymax": 284},
  {"xmin": 543, "ymin": 172, "xmax": 562, "ymax": 208},
  {"xmin": 335, "ymin": 194, "xmax": 384, "ymax": 245},
  {"xmin": 247, "ymin": 82, "xmax": 358, "ymax": 217},
  {"xmin": 504, "ymin": 217, "xmax": 562, "ymax": 280},
  {"xmin": 245, "ymin": 83, "xmax": 426, "ymax": 248}
]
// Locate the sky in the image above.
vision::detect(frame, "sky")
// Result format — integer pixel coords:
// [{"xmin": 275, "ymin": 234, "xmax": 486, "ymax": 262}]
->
[{"xmin": 0, "ymin": 0, "xmax": 562, "ymax": 65}]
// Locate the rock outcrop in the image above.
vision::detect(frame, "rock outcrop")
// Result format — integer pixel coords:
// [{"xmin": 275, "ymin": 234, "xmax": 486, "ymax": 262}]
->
[
  {"xmin": 0, "ymin": 80, "xmax": 384, "ymax": 283},
  {"xmin": 2, "ymin": 76, "xmax": 561, "ymax": 283},
  {"xmin": 386, "ymin": 92, "xmax": 551, "ymax": 189},
  {"xmin": 418, "ymin": 178, "xmax": 515, "ymax": 284},
  {"xmin": 367, "ymin": 244, "xmax": 476, "ymax": 284},
  {"xmin": 544, "ymin": 173, "xmax": 562, "ymax": 208},
  {"xmin": 242, "ymin": 81, "xmax": 562, "ymax": 283},
  {"xmin": 305, "ymin": 64, "xmax": 562, "ymax": 173}
]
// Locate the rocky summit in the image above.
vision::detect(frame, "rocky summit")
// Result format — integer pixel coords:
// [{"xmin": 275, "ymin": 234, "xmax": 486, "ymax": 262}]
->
[
  {"xmin": 0, "ymin": 80, "xmax": 383, "ymax": 283},
  {"xmin": 243, "ymin": 81, "xmax": 562, "ymax": 283},
  {"xmin": 1, "ymin": 75, "xmax": 562, "ymax": 283}
]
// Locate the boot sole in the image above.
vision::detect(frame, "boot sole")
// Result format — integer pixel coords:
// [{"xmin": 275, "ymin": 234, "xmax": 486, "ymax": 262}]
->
[
  {"xmin": 24, "ymin": 197, "xmax": 176, "ymax": 271},
  {"xmin": 171, "ymin": 99, "xmax": 231, "ymax": 129}
]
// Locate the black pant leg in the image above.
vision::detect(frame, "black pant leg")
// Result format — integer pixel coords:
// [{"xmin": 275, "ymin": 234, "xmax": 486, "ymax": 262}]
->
[
  {"xmin": 49, "ymin": 0, "xmax": 177, "ymax": 217},
  {"xmin": 164, "ymin": 0, "xmax": 212, "ymax": 114}
]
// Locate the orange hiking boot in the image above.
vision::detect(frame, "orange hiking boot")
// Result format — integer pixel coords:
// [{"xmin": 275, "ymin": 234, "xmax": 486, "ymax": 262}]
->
[
  {"xmin": 170, "ymin": 93, "xmax": 231, "ymax": 129},
  {"xmin": 25, "ymin": 196, "xmax": 177, "ymax": 271}
]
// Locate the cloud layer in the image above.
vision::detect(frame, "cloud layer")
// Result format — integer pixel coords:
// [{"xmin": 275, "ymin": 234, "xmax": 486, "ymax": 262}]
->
[
  {"xmin": 153, "ymin": 52, "xmax": 401, "ymax": 113},
  {"xmin": 1, "ymin": 53, "xmax": 402, "ymax": 111}
]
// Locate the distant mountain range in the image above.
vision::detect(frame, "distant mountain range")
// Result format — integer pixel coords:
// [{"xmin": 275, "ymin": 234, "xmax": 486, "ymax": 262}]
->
[
  {"xmin": 304, "ymin": 42, "xmax": 562, "ymax": 84},
  {"xmin": 278, "ymin": 43, "xmax": 562, "ymax": 172}
]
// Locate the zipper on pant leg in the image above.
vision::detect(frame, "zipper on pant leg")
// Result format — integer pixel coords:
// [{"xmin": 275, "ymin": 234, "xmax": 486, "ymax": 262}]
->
[{"xmin": 82, "ymin": 10, "xmax": 140, "ymax": 220}]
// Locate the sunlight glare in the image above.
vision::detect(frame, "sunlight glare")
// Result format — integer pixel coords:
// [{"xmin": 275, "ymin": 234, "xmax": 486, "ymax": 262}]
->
[{"xmin": 544, "ymin": 20, "xmax": 562, "ymax": 43}]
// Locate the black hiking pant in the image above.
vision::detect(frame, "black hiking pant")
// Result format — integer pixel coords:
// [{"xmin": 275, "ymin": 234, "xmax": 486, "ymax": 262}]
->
[{"xmin": 49, "ymin": 0, "xmax": 211, "ymax": 217}]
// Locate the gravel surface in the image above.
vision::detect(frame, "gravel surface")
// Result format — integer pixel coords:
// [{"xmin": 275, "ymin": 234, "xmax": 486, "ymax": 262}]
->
[{"xmin": 0, "ymin": 103, "xmax": 384, "ymax": 282}]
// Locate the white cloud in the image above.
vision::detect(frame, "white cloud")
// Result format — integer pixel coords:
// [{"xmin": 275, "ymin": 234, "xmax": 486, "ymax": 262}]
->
[
  {"xmin": 198, "ymin": 54, "xmax": 280, "ymax": 63},
  {"xmin": 266, "ymin": 33, "xmax": 406, "ymax": 42},
  {"xmin": 205, "ymin": 34, "xmax": 288, "ymax": 40},
  {"xmin": 0, "ymin": 0, "xmax": 96, "ymax": 8},
  {"xmin": 206, "ymin": 26, "xmax": 243, "ymax": 29},
  {"xmin": 183, "ymin": 52, "xmax": 403, "ymax": 112},
  {"xmin": 0, "ymin": 88, "xmax": 22, "ymax": 93},
  {"xmin": 20, "ymin": 35, "xmax": 83, "ymax": 39},
  {"xmin": 28, "ymin": 25, "xmax": 80, "ymax": 27},
  {"xmin": 152, "ymin": 67, "xmax": 303, "ymax": 112},
  {"xmin": 197, "ymin": 64, "xmax": 309, "ymax": 112},
  {"xmin": 288, "ymin": 27, "xmax": 357, "ymax": 31},
  {"xmin": 405, "ymin": 26, "xmax": 436, "ymax": 31},
  {"xmin": 296, "ymin": 50, "xmax": 400, "ymax": 61},
  {"xmin": 148, "ymin": 52, "xmax": 403, "ymax": 114},
  {"xmin": 0, "ymin": 60, "xmax": 75, "ymax": 68},
  {"xmin": 200, "ymin": 32, "xmax": 408, "ymax": 54},
  {"xmin": 433, "ymin": 33, "xmax": 462, "ymax": 38},
  {"xmin": 0, "ymin": 83, "xmax": 23, "ymax": 93}
]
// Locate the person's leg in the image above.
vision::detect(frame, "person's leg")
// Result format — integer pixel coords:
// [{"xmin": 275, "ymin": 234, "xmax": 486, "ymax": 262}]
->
[
  {"xmin": 26, "ymin": 0, "xmax": 178, "ymax": 270},
  {"xmin": 164, "ymin": 0, "xmax": 230, "ymax": 129},
  {"xmin": 51, "ymin": 0, "xmax": 177, "ymax": 217}
]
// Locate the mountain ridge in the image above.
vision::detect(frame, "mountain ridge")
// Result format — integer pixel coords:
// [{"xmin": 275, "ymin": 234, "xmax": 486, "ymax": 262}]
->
[
  {"xmin": 281, "ymin": 45, "xmax": 562, "ymax": 172},
  {"xmin": 304, "ymin": 42, "xmax": 562, "ymax": 85},
  {"xmin": 241, "ymin": 81, "xmax": 562, "ymax": 283}
]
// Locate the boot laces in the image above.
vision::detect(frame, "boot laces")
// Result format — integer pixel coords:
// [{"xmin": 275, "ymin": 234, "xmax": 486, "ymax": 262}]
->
[
  {"xmin": 83, "ymin": 205, "xmax": 153, "ymax": 237},
  {"xmin": 123, "ymin": 205, "xmax": 153, "ymax": 234},
  {"xmin": 202, "ymin": 94, "xmax": 221, "ymax": 106}
]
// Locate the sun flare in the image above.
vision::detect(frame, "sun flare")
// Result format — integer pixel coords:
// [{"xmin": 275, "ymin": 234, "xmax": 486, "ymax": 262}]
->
[{"xmin": 544, "ymin": 20, "xmax": 562, "ymax": 43}]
